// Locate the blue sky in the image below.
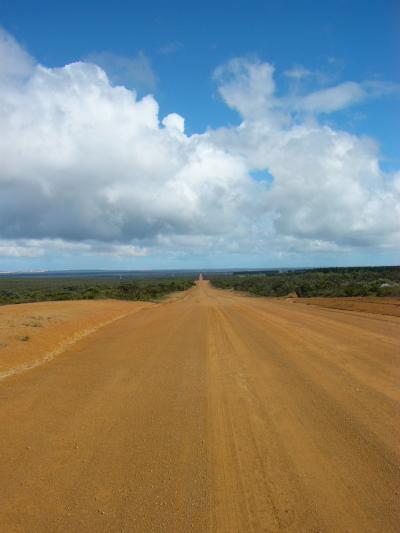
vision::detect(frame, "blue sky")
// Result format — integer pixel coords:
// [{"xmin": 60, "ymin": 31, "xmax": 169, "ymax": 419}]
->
[
  {"xmin": 0, "ymin": 0, "xmax": 399, "ymax": 270},
  {"xmin": 3, "ymin": 0, "xmax": 398, "ymax": 136}
]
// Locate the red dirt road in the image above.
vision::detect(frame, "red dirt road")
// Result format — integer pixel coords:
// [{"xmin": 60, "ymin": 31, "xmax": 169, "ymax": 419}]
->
[{"xmin": 0, "ymin": 280, "xmax": 399, "ymax": 532}]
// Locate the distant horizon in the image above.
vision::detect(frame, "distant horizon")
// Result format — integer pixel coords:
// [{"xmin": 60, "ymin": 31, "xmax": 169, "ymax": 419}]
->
[{"xmin": 1, "ymin": 263, "xmax": 399, "ymax": 277}]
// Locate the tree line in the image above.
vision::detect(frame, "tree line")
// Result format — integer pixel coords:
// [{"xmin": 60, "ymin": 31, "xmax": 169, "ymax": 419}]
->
[
  {"xmin": 209, "ymin": 266, "xmax": 400, "ymax": 298},
  {"xmin": 0, "ymin": 276, "xmax": 194, "ymax": 305}
]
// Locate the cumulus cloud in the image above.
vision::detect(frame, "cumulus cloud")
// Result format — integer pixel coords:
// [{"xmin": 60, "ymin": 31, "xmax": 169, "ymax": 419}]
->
[
  {"xmin": 210, "ymin": 60, "xmax": 400, "ymax": 250},
  {"xmin": 162, "ymin": 113, "xmax": 185, "ymax": 135},
  {"xmin": 0, "ymin": 29, "xmax": 399, "ymax": 263}
]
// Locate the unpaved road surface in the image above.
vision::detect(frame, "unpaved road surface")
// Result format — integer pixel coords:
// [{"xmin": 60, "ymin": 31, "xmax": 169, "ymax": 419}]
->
[{"xmin": 1, "ymin": 280, "xmax": 399, "ymax": 532}]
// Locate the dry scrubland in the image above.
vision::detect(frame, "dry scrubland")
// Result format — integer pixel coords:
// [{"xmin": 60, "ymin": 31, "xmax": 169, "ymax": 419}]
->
[{"xmin": 0, "ymin": 280, "xmax": 399, "ymax": 532}]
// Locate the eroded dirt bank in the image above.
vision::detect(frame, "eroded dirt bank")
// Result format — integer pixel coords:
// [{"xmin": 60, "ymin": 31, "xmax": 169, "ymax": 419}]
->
[
  {"xmin": 0, "ymin": 281, "xmax": 399, "ymax": 532},
  {"xmin": 292, "ymin": 295, "xmax": 400, "ymax": 317},
  {"xmin": 0, "ymin": 300, "xmax": 148, "ymax": 379}
]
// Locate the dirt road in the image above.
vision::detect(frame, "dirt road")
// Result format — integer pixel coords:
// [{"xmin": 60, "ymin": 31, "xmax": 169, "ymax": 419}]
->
[{"xmin": 1, "ymin": 280, "xmax": 399, "ymax": 532}]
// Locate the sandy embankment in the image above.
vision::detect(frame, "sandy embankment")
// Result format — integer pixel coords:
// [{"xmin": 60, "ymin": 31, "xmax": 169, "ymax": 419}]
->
[
  {"xmin": 292, "ymin": 296, "xmax": 400, "ymax": 317},
  {"xmin": 0, "ymin": 299, "xmax": 148, "ymax": 379}
]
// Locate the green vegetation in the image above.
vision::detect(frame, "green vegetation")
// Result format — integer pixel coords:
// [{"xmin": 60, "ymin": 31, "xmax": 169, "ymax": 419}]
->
[
  {"xmin": 0, "ymin": 276, "xmax": 194, "ymax": 305},
  {"xmin": 209, "ymin": 266, "xmax": 400, "ymax": 298}
]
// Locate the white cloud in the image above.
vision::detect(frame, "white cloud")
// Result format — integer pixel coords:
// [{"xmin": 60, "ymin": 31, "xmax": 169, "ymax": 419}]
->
[
  {"xmin": 158, "ymin": 41, "xmax": 183, "ymax": 55},
  {"xmin": 213, "ymin": 57, "xmax": 279, "ymax": 122},
  {"xmin": 162, "ymin": 113, "xmax": 185, "ymax": 135},
  {"xmin": 285, "ymin": 59, "xmax": 346, "ymax": 87},
  {"xmin": 85, "ymin": 50, "xmax": 157, "ymax": 90},
  {"xmin": 0, "ymin": 28, "xmax": 34, "ymax": 80},
  {"xmin": 287, "ymin": 79, "xmax": 400, "ymax": 114},
  {"xmin": 293, "ymin": 81, "xmax": 366, "ymax": 113},
  {"xmin": 284, "ymin": 65, "xmax": 312, "ymax": 80},
  {"xmin": 0, "ymin": 30, "xmax": 399, "ymax": 263},
  {"xmin": 209, "ymin": 59, "xmax": 400, "ymax": 250},
  {"xmin": 0, "ymin": 239, "xmax": 147, "ymax": 258}
]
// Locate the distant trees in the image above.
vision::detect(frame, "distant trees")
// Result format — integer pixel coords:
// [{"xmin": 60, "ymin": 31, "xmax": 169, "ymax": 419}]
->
[
  {"xmin": 210, "ymin": 267, "xmax": 400, "ymax": 298},
  {"xmin": 0, "ymin": 277, "xmax": 195, "ymax": 305}
]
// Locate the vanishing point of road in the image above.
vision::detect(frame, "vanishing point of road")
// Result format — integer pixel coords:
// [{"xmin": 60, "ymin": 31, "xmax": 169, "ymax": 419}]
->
[{"xmin": 1, "ymin": 279, "xmax": 399, "ymax": 532}]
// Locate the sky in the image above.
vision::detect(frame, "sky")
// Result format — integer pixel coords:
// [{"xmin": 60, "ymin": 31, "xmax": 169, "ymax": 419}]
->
[{"xmin": 0, "ymin": 0, "xmax": 399, "ymax": 270}]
